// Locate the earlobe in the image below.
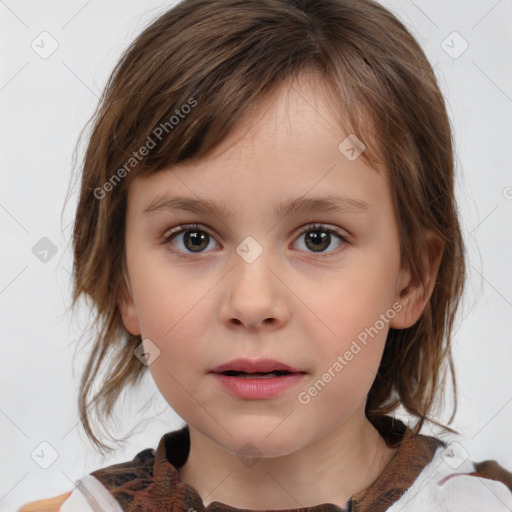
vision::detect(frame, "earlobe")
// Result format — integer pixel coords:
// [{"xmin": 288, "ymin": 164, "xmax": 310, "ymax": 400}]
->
[
  {"xmin": 390, "ymin": 232, "xmax": 444, "ymax": 330},
  {"xmin": 117, "ymin": 275, "xmax": 141, "ymax": 336}
]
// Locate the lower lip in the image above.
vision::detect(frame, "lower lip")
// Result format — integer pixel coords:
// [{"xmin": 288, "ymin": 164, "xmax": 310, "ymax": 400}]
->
[{"xmin": 211, "ymin": 373, "xmax": 305, "ymax": 399}]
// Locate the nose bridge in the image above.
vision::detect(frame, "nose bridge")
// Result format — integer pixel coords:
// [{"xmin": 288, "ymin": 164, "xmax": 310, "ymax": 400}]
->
[
  {"xmin": 232, "ymin": 233, "xmax": 276, "ymax": 297},
  {"xmin": 221, "ymin": 233, "xmax": 289, "ymax": 329}
]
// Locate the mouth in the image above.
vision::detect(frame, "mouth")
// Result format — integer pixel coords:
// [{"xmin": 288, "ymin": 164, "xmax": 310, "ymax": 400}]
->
[
  {"xmin": 209, "ymin": 359, "xmax": 306, "ymax": 399},
  {"xmin": 210, "ymin": 358, "xmax": 305, "ymax": 375},
  {"xmin": 218, "ymin": 370, "xmax": 298, "ymax": 378}
]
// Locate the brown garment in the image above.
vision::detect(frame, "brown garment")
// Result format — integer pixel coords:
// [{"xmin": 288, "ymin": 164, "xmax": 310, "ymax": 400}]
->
[{"xmin": 90, "ymin": 416, "xmax": 512, "ymax": 512}]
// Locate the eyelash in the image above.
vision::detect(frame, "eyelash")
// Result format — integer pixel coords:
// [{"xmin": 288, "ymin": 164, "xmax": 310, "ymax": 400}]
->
[{"xmin": 162, "ymin": 223, "xmax": 350, "ymax": 259}]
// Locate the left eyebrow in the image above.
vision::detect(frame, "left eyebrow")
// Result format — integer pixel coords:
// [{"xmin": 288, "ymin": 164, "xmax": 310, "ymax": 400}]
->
[
  {"xmin": 143, "ymin": 193, "xmax": 372, "ymax": 218},
  {"xmin": 274, "ymin": 194, "xmax": 372, "ymax": 218}
]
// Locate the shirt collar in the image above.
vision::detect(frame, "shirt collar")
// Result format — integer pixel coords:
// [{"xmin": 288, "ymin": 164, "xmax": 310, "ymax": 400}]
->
[
  {"xmin": 151, "ymin": 416, "xmax": 445, "ymax": 512},
  {"xmin": 91, "ymin": 415, "xmax": 445, "ymax": 512}
]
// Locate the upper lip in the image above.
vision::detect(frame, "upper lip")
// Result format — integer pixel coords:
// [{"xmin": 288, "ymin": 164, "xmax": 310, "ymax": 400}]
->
[{"xmin": 210, "ymin": 358, "xmax": 305, "ymax": 374}]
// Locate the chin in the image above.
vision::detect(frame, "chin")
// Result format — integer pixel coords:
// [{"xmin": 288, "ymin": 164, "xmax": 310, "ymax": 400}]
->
[
  {"xmin": 229, "ymin": 436, "xmax": 301, "ymax": 460},
  {"xmin": 208, "ymin": 419, "xmax": 309, "ymax": 460}
]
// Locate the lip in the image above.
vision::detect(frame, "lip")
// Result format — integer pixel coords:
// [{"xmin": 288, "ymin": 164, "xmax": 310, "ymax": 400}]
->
[
  {"xmin": 210, "ymin": 358, "xmax": 303, "ymax": 374},
  {"xmin": 209, "ymin": 358, "xmax": 306, "ymax": 400},
  {"xmin": 211, "ymin": 373, "xmax": 306, "ymax": 399}
]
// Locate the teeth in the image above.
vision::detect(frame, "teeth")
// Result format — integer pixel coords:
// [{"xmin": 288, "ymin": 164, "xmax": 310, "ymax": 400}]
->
[
  {"xmin": 238, "ymin": 372, "xmax": 278, "ymax": 378},
  {"xmin": 223, "ymin": 371, "xmax": 290, "ymax": 378}
]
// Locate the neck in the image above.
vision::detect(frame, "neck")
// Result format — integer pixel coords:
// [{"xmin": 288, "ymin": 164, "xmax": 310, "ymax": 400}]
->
[{"xmin": 177, "ymin": 414, "xmax": 398, "ymax": 509}]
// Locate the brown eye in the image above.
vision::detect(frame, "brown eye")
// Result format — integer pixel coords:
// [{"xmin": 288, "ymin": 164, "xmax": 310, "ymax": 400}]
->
[
  {"xmin": 164, "ymin": 224, "xmax": 220, "ymax": 254},
  {"xmin": 304, "ymin": 230, "xmax": 331, "ymax": 252},
  {"xmin": 182, "ymin": 230, "xmax": 210, "ymax": 252},
  {"xmin": 293, "ymin": 224, "xmax": 348, "ymax": 255},
  {"xmin": 162, "ymin": 222, "xmax": 349, "ymax": 258}
]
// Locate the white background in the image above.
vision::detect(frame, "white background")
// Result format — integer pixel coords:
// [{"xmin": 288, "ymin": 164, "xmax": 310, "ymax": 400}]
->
[{"xmin": 1, "ymin": 0, "xmax": 511, "ymax": 510}]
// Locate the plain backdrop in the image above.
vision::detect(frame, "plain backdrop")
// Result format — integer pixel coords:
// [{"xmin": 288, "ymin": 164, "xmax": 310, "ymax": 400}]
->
[{"xmin": 1, "ymin": 0, "xmax": 511, "ymax": 510}]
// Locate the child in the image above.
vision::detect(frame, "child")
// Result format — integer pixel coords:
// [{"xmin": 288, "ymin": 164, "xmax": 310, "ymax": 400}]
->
[{"xmin": 20, "ymin": 0, "xmax": 512, "ymax": 510}]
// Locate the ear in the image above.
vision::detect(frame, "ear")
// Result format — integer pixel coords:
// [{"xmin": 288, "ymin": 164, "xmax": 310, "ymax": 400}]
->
[
  {"xmin": 390, "ymin": 231, "xmax": 444, "ymax": 330},
  {"xmin": 117, "ymin": 271, "xmax": 141, "ymax": 336}
]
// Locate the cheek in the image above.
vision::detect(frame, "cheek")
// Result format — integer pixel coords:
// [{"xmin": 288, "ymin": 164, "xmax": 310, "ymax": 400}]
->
[
  {"xmin": 296, "ymin": 341, "xmax": 382, "ymax": 436},
  {"xmin": 141, "ymin": 298, "xmax": 210, "ymax": 419},
  {"xmin": 299, "ymin": 267, "xmax": 396, "ymax": 346},
  {"xmin": 132, "ymin": 284, "xmax": 212, "ymax": 413},
  {"xmin": 131, "ymin": 255, "xmax": 211, "ymax": 339},
  {"xmin": 293, "ymin": 255, "xmax": 398, "ymax": 392},
  {"xmin": 138, "ymin": 292, "xmax": 209, "ymax": 359}
]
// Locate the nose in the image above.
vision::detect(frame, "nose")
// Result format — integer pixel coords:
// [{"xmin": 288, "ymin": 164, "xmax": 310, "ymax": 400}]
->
[{"xmin": 220, "ymin": 246, "xmax": 291, "ymax": 331}]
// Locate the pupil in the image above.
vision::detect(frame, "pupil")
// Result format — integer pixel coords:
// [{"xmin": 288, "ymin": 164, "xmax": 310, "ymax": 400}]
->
[
  {"xmin": 185, "ymin": 231, "xmax": 209, "ymax": 252},
  {"xmin": 305, "ymin": 231, "xmax": 329, "ymax": 252}
]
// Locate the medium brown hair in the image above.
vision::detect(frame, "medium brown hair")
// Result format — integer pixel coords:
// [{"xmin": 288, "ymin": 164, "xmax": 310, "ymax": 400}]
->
[{"xmin": 70, "ymin": 0, "xmax": 466, "ymax": 453}]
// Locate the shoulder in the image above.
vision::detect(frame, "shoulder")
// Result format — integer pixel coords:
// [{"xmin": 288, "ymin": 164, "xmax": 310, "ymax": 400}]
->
[
  {"xmin": 90, "ymin": 446, "xmax": 157, "ymax": 486},
  {"xmin": 15, "ymin": 448, "xmax": 156, "ymax": 512},
  {"xmin": 18, "ymin": 474, "xmax": 127, "ymax": 512},
  {"xmin": 18, "ymin": 491, "xmax": 72, "ymax": 512},
  {"xmin": 471, "ymin": 458, "xmax": 512, "ymax": 491},
  {"xmin": 16, "ymin": 437, "xmax": 169, "ymax": 512},
  {"xmin": 432, "ymin": 457, "xmax": 512, "ymax": 510},
  {"xmin": 390, "ymin": 444, "xmax": 512, "ymax": 511}
]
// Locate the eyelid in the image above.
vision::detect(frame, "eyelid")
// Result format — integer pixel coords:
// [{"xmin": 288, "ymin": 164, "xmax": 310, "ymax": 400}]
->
[
  {"xmin": 162, "ymin": 222, "xmax": 350, "ymax": 257},
  {"xmin": 293, "ymin": 223, "xmax": 350, "ymax": 258},
  {"xmin": 162, "ymin": 223, "xmax": 220, "ymax": 259},
  {"xmin": 163, "ymin": 222, "xmax": 348, "ymax": 240},
  {"xmin": 295, "ymin": 223, "xmax": 349, "ymax": 238},
  {"xmin": 163, "ymin": 223, "xmax": 213, "ymax": 240}
]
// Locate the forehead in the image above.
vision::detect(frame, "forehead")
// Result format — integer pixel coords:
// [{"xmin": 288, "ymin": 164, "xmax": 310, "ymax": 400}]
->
[{"xmin": 126, "ymin": 77, "xmax": 390, "ymax": 220}]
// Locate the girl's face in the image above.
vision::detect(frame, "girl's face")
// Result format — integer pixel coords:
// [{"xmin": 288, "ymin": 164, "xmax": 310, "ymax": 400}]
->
[{"xmin": 120, "ymin": 77, "xmax": 414, "ymax": 457}]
